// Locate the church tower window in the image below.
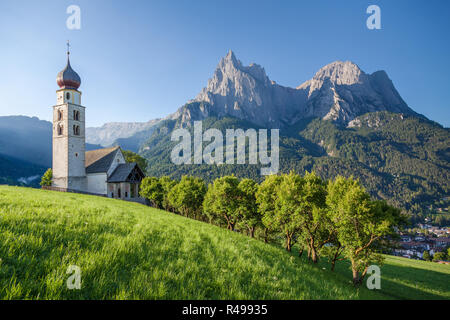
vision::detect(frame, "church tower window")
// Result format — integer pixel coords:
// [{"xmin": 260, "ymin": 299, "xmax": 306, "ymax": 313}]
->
[
  {"xmin": 58, "ymin": 125, "xmax": 63, "ymax": 136},
  {"xmin": 74, "ymin": 110, "xmax": 80, "ymax": 121},
  {"xmin": 66, "ymin": 92, "xmax": 71, "ymax": 101},
  {"xmin": 58, "ymin": 110, "xmax": 63, "ymax": 121},
  {"xmin": 73, "ymin": 125, "xmax": 80, "ymax": 136}
]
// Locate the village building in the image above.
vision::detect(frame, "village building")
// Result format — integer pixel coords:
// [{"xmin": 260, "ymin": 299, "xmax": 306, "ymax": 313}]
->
[{"xmin": 50, "ymin": 45, "xmax": 146, "ymax": 202}]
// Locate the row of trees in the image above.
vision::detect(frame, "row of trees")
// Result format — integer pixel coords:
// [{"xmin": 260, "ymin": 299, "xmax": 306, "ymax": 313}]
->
[{"xmin": 139, "ymin": 171, "xmax": 406, "ymax": 285}]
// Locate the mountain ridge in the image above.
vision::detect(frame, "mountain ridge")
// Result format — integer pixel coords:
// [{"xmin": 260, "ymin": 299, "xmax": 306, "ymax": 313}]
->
[{"xmin": 183, "ymin": 51, "xmax": 420, "ymax": 128}]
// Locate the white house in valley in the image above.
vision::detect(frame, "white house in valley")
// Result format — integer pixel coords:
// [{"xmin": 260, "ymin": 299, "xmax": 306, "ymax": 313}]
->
[{"xmin": 50, "ymin": 45, "xmax": 145, "ymax": 201}]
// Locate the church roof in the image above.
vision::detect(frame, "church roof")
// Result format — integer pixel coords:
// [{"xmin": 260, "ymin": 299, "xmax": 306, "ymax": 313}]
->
[
  {"xmin": 107, "ymin": 163, "xmax": 145, "ymax": 183},
  {"xmin": 57, "ymin": 55, "xmax": 81, "ymax": 90},
  {"xmin": 85, "ymin": 146, "xmax": 120, "ymax": 174}
]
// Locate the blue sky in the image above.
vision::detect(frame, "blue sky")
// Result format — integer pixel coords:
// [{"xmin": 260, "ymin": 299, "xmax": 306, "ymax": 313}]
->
[{"xmin": 0, "ymin": 0, "xmax": 449, "ymax": 127}]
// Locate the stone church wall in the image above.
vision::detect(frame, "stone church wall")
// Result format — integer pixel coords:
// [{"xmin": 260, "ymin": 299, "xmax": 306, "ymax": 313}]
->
[{"xmin": 87, "ymin": 173, "xmax": 108, "ymax": 195}]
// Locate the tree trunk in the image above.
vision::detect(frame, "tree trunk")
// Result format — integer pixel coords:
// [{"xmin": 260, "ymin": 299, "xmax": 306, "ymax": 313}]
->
[
  {"xmin": 264, "ymin": 228, "xmax": 269, "ymax": 243},
  {"xmin": 310, "ymin": 238, "xmax": 318, "ymax": 263},
  {"xmin": 285, "ymin": 233, "xmax": 292, "ymax": 251},
  {"xmin": 330, "ymin": 244, "xmax": 341, "ymax": 272},
  {"xmin": 249, "ymin": 227, "xmax": 255, "ymax": 238},
  {"xmin": 351, "ymin": 259, "xmax": 362, "ymax": 286},
  {"xmin": 298, "ymin": 248, "xmax": 304, "ymax": 257},
  {"xmin": 310, "ymin": 247, "xmax": 318, "ymax": 263},
  {"xmin": 307, "ymin": 247, "xmax": 311, "ymax": 260}
]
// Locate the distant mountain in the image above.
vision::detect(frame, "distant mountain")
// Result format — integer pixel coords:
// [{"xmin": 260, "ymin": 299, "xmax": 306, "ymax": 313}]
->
[
  {"xmin": 185, "ymin": 50, "xmax": 419, "ymax": 127},
  {"xmin": 0, "ymin": 116, "xmax": 102, "ymax": 168},
  {"xmin": 136, "ymin": 51, "xmax": 449, "ymax": 220},
  {"xmin": 0, "ymin": 153, "xmax": 46, "ymax": 187},
  {"xmin": 0, "ymin": 116, "xmax": 52, "ymax": 167},
  {"xmin": 86, "ymin": 119, "xmax": 161, "ymax": 148}
]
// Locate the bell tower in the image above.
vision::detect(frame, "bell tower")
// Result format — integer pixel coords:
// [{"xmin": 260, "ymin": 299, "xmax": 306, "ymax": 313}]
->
[{"xmin": 52, "ymin": 41, "xmax": 87, "ymax": 191}]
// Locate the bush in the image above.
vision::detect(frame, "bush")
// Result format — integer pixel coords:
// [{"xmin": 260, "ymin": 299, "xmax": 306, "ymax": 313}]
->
[{"xmin": 40, "ymin": 169, "xmax": 52, "ymax": 187}]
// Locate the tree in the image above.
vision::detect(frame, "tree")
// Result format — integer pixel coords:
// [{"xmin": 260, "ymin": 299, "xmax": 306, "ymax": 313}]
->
[
  {"xmin": 139, "ymin": 177, "xmax": 164, "ymax": 208},
  {"xmin": 237, "ymin": 178, "xmax": 260, "ymax": 238},
  {"xmin": 432, "ymin": 251, "xmax": 447, "ymax": 262},
  {"xmin": 122, "ymin": 149, "xmax": 148, "ymax": 173},
  {"xmin": 167, "ymin": 176, "xmax": 206, "ymax": 219},
  {"xmin": 422, "ymin": 250, "xmax": 431, "ymax": 261},
  {"xmin": 40, "ymin": 169, "xmax": 52, "ymax": 187},
  {"xmin": 256, "ymin": 175, "xmax": 283, "ymax": 243},
  {"xmin": 203, "ymin": 175, "xmax": 241, "ymax": 230},
  {"xmin": 294, "ymin": 171, "xmax": 329, "ymax": 263},
  {"xmin": 262, "ymin": 172, "xmax": 303, "ymax": 252},
  {"xmin": 159, "ymin": 176, "xmax": 177, "ymax": 212},
  {"xmin": 327, "ymin": 176, "xmax": 405, "ymax": 285}
]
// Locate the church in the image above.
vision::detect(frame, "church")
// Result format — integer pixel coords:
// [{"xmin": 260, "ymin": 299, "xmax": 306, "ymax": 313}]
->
[{"xmin": 50, "ymin": 47, "xmax": 146, "ymax": 202}]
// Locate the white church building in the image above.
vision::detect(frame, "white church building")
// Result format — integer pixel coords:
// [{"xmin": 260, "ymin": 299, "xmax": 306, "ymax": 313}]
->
[{"xmin": 50, "ymin": 47, "xmax": 145, "ymax": 201}]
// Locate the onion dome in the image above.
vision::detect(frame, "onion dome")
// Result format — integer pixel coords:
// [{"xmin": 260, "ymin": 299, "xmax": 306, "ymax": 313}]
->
[{"xmin": 57, "ymin": 52, "xmax": 81, "ymax": 90}]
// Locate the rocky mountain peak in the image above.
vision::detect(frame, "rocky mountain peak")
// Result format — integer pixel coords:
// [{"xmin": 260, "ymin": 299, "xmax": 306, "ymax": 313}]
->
[
  {"xmin": 185, "ymin": 52, "xmax": 419, "ymax": 127},
  {"xmin": 312, "ymin": 61, "xmax": 365, "ymax": 85}
]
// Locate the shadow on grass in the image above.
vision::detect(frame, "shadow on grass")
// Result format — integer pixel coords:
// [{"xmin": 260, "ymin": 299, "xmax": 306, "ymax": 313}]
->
[{"xmin": 309, "ymin": 253, "xmax": 449, "ymax": 300}]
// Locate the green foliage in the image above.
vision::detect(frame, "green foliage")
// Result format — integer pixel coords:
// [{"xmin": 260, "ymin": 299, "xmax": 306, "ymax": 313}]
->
[
  {"xmin": 159, "ymin": 176, "xmax": 178, "ymax": 211},
  {"xmin": 139, "ymin": 177, "xmax": 163, "ymax": 208},
  {"xmin": 237, "ymin": 178, "xmax": 260, "ymax": 237},
  {"xmin": 263, "ymin": 172, "xmax": 304, "ymax": 252},
  {"xmin": 122, "ymin": 149, "xmax": 148, "ymax": 172},
  {"xmin": 40, "ymin": 168, "xmax": 52, "ymax": 187},
  {"xmin": 423, "ymin": 250, "xmax": 432, "ymax": 262},
  {"xmin": 141, "ymin": 111, "xmax": 450, "ymax": 224},
  {"xmin": 432, "ymin": 251, "xmax": 447, "ymax": 262},
  {"xmin": 203, "ymin": 175, "xmax": 241, "ymax": 230},
  {"xmin": 256, "ymin": 175, "xmax": 283, "ymax": 243},
  {"xmin": 327, "ymin": 176, "xmax": 406, "ymax": 285},
  {"xmin": 291, "ymin": 171, "xmax": 328, "ymax": 262},
  {"xmin": 167, "ymin": 176, "xmax": 206, "ymax": 219}
]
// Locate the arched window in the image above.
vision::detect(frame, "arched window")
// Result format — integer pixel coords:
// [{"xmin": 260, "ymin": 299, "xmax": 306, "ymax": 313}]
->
[
  {"xmin": 73, "ymin": 125, "xmax": 80, "ymax": 136},
  {"xmin": 58, "ymin": 110, "xmax": 63, "ymax": 121},
  {"xmin": 58, "ymin": 125, "xmax": 63, "ymax": 136},
  {"xmin": 66, "ymin": 92, "xmax": 71, "ymax": 101},
  {"xmin": 74, "ymin": 110, "xmax": 80, "ymax": 121}
]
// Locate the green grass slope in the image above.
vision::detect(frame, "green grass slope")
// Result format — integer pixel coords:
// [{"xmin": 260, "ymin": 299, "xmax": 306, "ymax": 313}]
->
[{"xmin": 0, "ymin": 186, "xmax": 448, "ymax": 300}]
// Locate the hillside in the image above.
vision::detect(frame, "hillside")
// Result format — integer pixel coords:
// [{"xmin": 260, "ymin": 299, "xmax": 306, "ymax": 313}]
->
[
  {"xmin": 0, "ymin": 186, "xmax": 448, "ymax": 299},
  {"xmin": 141, "ymin": 111, "xmax": 449, "ymax": 219},
  {"xmin": 0, "ymin": 154, "xmax": 46, "ymax": 187}
]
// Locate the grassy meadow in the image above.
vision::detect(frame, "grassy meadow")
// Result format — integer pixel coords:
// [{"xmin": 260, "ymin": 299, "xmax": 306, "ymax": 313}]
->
[{"xmin": 0, "ymin": 186, "xmax": 448, "ymax": 300}]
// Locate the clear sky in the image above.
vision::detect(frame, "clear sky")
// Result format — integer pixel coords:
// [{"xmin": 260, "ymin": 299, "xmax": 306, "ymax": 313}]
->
[{"xmin": 0, "ymin": 0, "xmax": 449, "ymax": 127}]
